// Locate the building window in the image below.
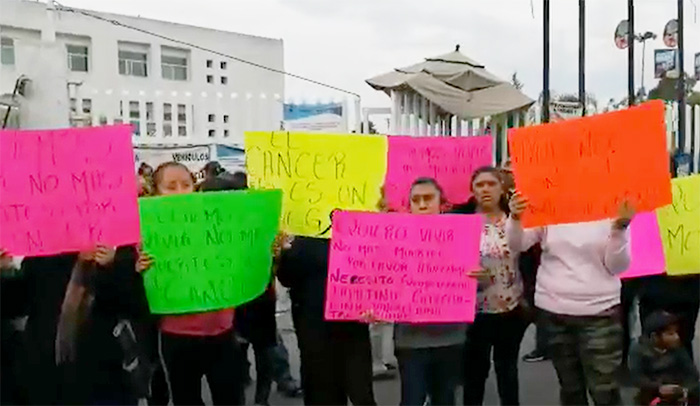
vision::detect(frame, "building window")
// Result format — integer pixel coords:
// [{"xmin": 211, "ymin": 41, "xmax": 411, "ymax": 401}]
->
[
  {"xmin": 82, "ymin": 99, "xmax": 92, "ymax": 114},
  {"xmin": 206, "ymin": 59, "xmax": 213, "ymax": 68},
  {"xmin": 208, "ymin": 114, "xmax": 215, "ymax": 122},
  {"xmin": 221, "ymin": 76, "xmax": 228, "ymax": 85},
  {"xmin": 223, "ymin": 115, "xmax": 229, "ymax": 123},
  {"xmin": 224, "ymin": 129, "xmax": 229, "ymax": 137},
  {"xmin": 163, "ymin": 123, "xmax": 172, "ymax": 137},
  {"xmin": 178, "ymin": 125, "xmax": 187, "ymax": 137},
  {"xmin": 161, "ymin": 55, "xmax": 187, "ymax": 81},
  {"xmin": 220, "ymin": 61, "xmax": 227, "ymax": 69},
  {"xmin": 70, "ymin": 98, "xmax": 77, "ymax": 113},
  {"xmin": 208, "ymin": 129, "xmax": 215, "ymax": 137},
  {"xmin": 129, "ymin": 101, "xmax": 140, "ymax": 119},
  {"xmin": 1, "ymin": 37, "xmax": 14, "ymax": 66},
  {"xmin": 146, "ymin": 102, "xmax": 155, "ymax": 136},
  {"xmin": 118, "ymin": 50, "xmax": 148, "ymax": 77},
  {"xmin": 163, "ymin": 103, "xmax": 172, "ymax": 122},
  {"xmin": 206, "ymin": 75, "xmax": 213, "ymax": 84},
  {"xmin": 119, "ymin": 100, "xmax": 123, "ymax": 117},
  {"xmin": 67, "ymin": 45, "xmax": 88, "ymax": 72},
  {"xmin": 177, "ymin": 104, "xmax": 186, "ymax": 123},
  {"xmin": 114, "ymin": 118, "xmax": 123, "ymax": 125},
  {"xmin": 131, "ymin": 120, "xmax": 141, "ymax": 136}
]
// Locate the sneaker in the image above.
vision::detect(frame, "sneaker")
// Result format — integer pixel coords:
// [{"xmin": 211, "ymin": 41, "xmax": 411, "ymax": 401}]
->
[{"xmin": 522, "ymin": 350, "xmax": 548, "ymax": 363}]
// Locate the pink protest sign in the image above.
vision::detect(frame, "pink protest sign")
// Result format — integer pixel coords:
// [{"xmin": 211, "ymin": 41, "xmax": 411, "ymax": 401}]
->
[
  {"xmin": 384, "ymin": 136, "xmax": 493, "ymax": 212},
  {"xmin": 620, "ymin": 212, "xmax": 666, "ymax": 279},
  {"xmin": 324, "ymin": 211, "xmax": 483, "ymax": 323},
  {"xmin": 0, "ymin": 125, "xmax": 140, "ymax": 256}
]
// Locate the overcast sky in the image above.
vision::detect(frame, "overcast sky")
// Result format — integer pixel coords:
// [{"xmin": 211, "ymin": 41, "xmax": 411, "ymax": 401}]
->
[{"xmin": 61, "ymin": 0, "xmax": 699, "ymax": 108}]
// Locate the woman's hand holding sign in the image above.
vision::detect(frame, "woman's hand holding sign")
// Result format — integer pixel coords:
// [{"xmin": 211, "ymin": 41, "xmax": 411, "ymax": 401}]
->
[{"xmin": 509, "ymin": 191, "xmax": 529, "ymax": 221}]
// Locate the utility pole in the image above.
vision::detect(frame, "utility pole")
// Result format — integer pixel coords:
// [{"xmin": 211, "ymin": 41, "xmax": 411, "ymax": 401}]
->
[
  {"xmin": 628, "ymin": 0, "xmax": 635, "ymax": 106},
  {"xmin": 578, "ymin": 0, "xmax": 586, "ymax": 116},
  {"xmin": 543, "ymin": 0, "xmax": 551, "ymax": 123},
  {"xmin": 678, "ymin": 0, "xmax": 686, "ymax": 152}
]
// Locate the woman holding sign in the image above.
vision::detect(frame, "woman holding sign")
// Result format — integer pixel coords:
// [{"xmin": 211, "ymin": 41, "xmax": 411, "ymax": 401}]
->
[
  {"xmin": 458, "ymin": 167, "xmax": 528, "ymax": 406},
  {"xmin": 392, "ymin": 177, "xmax": 466, "ymax": 406},
  {"xmin": 1, "ymin": 245, "xmax": 148, "ymax": 405},
  {"xmin": 507, "ymin": 193, "xmax": 634, "ymax": 406},
  {"xmin": 137, "ymin": 162, "xmax": 243, "ymax": 406}
]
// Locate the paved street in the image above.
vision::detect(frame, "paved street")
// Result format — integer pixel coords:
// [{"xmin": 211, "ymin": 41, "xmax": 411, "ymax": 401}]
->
[{"xmin": 205, "ymin": 288, "xmax": 700, "ymax": 406}]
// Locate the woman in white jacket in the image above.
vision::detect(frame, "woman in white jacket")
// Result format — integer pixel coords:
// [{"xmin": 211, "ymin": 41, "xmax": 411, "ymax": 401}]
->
[{"xmin": 507, "ymin": 193, "xmax": 634, "ymax": 406}]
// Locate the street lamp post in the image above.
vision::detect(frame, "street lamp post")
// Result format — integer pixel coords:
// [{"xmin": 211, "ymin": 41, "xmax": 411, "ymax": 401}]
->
[{"xmin": 636, "ymin": 31, "xmax": 657, "ymax": 98}]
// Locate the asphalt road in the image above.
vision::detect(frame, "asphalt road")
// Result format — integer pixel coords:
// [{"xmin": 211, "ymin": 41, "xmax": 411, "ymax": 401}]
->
[{"xmin": 205, "ymin": 289, "xmax": 700, "ymax": 406}]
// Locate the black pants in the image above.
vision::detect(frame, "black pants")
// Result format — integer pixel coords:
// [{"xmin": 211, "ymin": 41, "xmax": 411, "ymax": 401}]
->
[
  {"xmin": 240, "ymin": 341, "xmax": 275, "ymax": 405},
  {"xmin": 161, "ymin": 330, "xmax": 244, "ymax": 406},
  {"xmin": 534, "ymin": 319, "xmax": 549, "ymax": 354},
  {"xmin": 639, "ymin": 300, "xmax": 700, "ymax": 360},
  {"xmin": 463, "ymin": 307, "xmax": 528, "ymax": 405},
  {"xmin": 1, "ymin": 323, "xmax": 26, "ymax": 405},
  {"xmin": 294, "ymin": 316, "xmax": 376, "ymax": 406}
]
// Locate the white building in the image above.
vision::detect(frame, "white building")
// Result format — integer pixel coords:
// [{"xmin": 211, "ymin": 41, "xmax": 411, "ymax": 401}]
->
[{"xmin": 0, "ymin": 0, "xmax": 284, "ymax": 146}]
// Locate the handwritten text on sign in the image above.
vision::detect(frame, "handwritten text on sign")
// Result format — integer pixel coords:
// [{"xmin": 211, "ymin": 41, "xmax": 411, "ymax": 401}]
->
[
  {"xmin": 245, "ymin": 132, "xmax": 387, "ymax": 237},
  {"xmin": 325, "ymin": 211, "xmax": 482, "ymax": 323},
  {"xmin": 0, "ymin": 125, "xmax": 140, "ymax": 256},
  {"xmin": 384, "ymin": 136, "xmax": 493, "ymax": 211},
  {"xmin": 656, "ymin": 175, "xmax": 700, "ymax": 275},
  {"xmin": 508, "ymin": 101, "xmax": 672, "ymax": 227},
  {"xmin": 139, "ymin": 190, "xmax": 282, "ymax": 314}
]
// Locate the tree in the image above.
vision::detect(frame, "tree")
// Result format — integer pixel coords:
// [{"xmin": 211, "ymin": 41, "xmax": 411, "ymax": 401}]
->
[
  {"xmin": 689, "ymin": 91, "xmax": 700, "ymax": 106},
  {"xmin": 647, "ymin": 72, "xmax": 698, "ymax": 102},
  {"xmin": 511, "ymin": 72, "xmax": 524, "ymax": 91}
]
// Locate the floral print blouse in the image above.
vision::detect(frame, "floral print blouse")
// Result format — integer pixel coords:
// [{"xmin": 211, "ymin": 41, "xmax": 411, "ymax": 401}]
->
[{"xmin": 477, "ymin": 215, "xmax": 524, "ymax": 314}]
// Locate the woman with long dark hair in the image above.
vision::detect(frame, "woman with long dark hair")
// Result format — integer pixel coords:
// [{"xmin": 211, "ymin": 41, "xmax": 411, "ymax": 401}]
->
[
  {"xmin": 137, "ymin": 162, "xmax": 243, "ymax": 406},
  {"xmin": 457, "ymin": 166, "xmax": 528, "ymax": 405}
]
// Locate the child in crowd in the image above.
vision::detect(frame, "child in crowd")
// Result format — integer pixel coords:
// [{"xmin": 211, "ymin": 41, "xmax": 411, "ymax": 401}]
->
[{"xmin": 630, "ymin": 311, "xmax": 699, "ymax": 406}]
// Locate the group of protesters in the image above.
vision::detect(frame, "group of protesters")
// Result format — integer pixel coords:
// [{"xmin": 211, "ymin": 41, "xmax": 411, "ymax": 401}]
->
[{"xmin": 1, "ymin": 155, "xmax": 699, "ymax": 406}]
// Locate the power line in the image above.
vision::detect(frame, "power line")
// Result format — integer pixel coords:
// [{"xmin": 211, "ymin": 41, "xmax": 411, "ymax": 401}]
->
[{"xmin": 52, "ymin": 1, "xmax": 361, "ymax": 98}]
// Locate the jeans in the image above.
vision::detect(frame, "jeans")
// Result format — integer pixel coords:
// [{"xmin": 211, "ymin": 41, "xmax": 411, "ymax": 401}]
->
[
  {"xmin": 463, "ymin": 307, "xmax": 528, "ymax": 405},
  {"xmin": 161, "ymin": 330, "xmax": 244, "ymax": 406},
  {"xmin": 395, "ymin": 345, "xmax": 462, "ymax": 406},
  {"xmin": 540, "ymin": 307, "xmax": 623, "ymax": 406}
]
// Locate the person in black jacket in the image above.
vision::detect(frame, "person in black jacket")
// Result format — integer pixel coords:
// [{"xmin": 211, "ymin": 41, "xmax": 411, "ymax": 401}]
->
[
  {"xmin": 1, "ymin": 250, "xmax": 27, "ymax": 405},
  {"xmin": 5, "ymin": 245, "xmax": 150, "ymax": 405},
  {"xmin": 277, "ymin": 234, "xmax": 376, "ymax": 406}
]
